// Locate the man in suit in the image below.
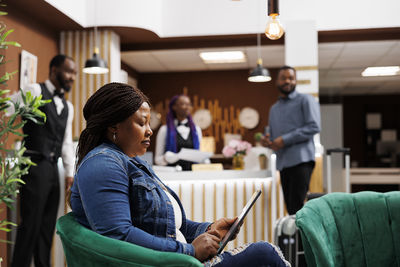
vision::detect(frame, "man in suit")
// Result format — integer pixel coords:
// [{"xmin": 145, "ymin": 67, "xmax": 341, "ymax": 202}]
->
[{"xmin": 10, "ymin": 54, "xmax": 76, "ymax": 267}]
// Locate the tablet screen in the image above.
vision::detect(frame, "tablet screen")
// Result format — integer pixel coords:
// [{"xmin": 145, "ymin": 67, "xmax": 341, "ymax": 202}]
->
[{"xmin": 217, "ymin": 189, "xmax": 262, "ymax": 254}]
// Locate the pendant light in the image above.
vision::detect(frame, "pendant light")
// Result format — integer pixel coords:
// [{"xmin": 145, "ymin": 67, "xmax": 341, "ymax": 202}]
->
[
  {"xmin": 83, "ymin": 26, "xmax": 109, "ymax": 74},
  {"xmin": 265, "ymin": 0, "xmax": 284, "ymax": 40},
  {"xmin": 248, "ymin": 33, "xmax": 271, "ymax": 83}
]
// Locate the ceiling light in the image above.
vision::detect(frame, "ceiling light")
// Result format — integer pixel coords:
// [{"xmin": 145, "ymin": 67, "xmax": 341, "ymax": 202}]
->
[
  {"xmin": 199, "ymin": 51, "xmax": 246, "ymax": 64},
  {"xmin": 248, "ymin": 59, "xmax": 271, "ymax": 82},
  {"xmin": 83, "ymin": 26, "xmax": 109, "ymax": 74},
  {"xmin": 361, "ymin": 66, "xmax": 400, "ymax": 77},
  {"xmin": 248, "ymin": 34, "xmax": 271, "ymax": 83},
  {"xmin": 265, "ymin": 0, "xmax": 284, "ymax": 40}
]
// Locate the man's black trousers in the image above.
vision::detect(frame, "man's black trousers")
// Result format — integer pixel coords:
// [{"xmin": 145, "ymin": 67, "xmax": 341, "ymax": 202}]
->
[
  {"xmin": 280, "ymin": 161, "xmax": 315, "ymax": 215},
  {"xmin": 12, "ymin": 159, "xmax": 60, "ymax": 267}
]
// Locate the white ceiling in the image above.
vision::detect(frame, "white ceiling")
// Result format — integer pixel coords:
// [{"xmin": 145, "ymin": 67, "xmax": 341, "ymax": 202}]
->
[{"xmin": 122, "ymin": 40, "xmax": 400, "ymax": 96}]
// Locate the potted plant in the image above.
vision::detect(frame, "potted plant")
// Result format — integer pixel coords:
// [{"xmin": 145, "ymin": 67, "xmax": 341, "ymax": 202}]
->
[
  {"xmin": 254, "ymin": 132, "xmax": 264, "ymax": 147},
  {"xmin": 0, "ymin": 6, "xmax": 49, "ymax": 264}
]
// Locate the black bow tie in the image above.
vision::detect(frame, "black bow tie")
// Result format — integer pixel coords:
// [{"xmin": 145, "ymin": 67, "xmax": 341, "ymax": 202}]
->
[
  {"xmin": 53, "ymin": 90, "xmax": 64, "ymax": 98},
  {"xmin": 177, "ymin": 121, "xmax": 189, "ymax": 127}
]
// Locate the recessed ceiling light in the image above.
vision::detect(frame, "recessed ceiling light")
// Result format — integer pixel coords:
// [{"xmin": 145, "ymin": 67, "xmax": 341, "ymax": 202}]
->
[
  {"xmin": 199, "ymin": 51, "xmax": 246, "ymax": 64},
  {"xmin": 362, "ymin": 66, "xmax": 400, "ymax": 77}
]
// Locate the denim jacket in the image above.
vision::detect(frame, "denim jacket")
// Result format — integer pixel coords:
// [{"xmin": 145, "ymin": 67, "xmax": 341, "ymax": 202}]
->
[{"xmin": 70, "ymin": 142, "xmax": 210, "ymax": 256}]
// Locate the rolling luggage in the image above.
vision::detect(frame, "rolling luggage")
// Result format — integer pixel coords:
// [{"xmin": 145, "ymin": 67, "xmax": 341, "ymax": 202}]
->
[
  {"xmin": 274, "ymin": 215, "xmax": 305, "ymax": 267},
  {"xmin": 275, "ymin": 147, "xmax": 351, "ymax": 266}
]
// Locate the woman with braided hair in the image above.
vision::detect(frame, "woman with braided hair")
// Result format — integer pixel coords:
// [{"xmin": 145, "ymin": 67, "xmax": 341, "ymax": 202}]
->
[
  {"xmin": 155, "ymin": 94, "xmax": 203, "ymax": 170},
  {"xmin": 69, "ymin": 82, "xmax": 290, "ymax": 267}
]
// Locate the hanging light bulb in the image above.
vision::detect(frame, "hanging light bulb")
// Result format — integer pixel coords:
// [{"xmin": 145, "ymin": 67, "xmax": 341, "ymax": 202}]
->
[
  {"xmin": 265, "ymin": 0, "xmax": 284, "ymax": 40},
  {"xmin": 265, "ymin": 14, "xmax": 284, "ymax": 40}
]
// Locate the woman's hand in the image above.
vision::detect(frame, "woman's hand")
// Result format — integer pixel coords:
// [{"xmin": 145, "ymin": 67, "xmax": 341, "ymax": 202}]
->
[
  {"xmin": 192, "ymin": 230, "xmax": 221, "ymax": 262},
  {"xmin": 209, "ymin": 217, "xmax": 238, "ymax": 240}
]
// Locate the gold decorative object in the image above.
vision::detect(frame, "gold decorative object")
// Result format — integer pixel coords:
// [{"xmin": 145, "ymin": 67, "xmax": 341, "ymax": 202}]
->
[{"xmin": 232, "ymin": 154, "xmax": 245, "ymax": 170}]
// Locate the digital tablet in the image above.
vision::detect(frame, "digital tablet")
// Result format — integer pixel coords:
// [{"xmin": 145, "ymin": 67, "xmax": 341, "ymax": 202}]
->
[{"xmin": 217, "ymin": 189, "xmax": 262, "ymax": 254}]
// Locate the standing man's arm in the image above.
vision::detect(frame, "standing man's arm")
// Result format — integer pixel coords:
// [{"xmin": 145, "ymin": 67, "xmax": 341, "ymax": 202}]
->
[
  {"xmin": 62, "ymin": 102, "xmax": 74, "ymax": 190},
  {"xmin": 280, "ymin": 95, "xmax": 320, "ymax": 147},
  {"xmin": 265, "ymin": 96, "xmax": 320, "ymax": 151}
]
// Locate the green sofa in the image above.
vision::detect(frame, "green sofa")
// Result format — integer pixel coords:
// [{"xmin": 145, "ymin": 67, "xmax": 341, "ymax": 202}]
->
[
  {"xmin": 295, "ymin": 191, "xmax": 400, "ymax": 267},
  {"xmin": 56, "ymin": 212, "xmax": 203, "ymax": 267}
]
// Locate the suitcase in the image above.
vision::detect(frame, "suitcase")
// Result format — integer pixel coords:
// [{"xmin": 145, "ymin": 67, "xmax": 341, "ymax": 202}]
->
[
  {"xmin": 274, "ymin": 215, "xmax": 305, "ymax": 267},
  {"xmin": 275, "ymin": 148, "xmax": 351, "ymax": 266}
]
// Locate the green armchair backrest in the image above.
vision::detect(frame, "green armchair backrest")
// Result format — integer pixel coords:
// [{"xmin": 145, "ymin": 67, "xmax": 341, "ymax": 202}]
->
[
  {"xmin": 295, "ymin": 191, "xmax": 400, "ymax": 267},
  {"xmin": 56, "ymin": 212, "xmax": 203, "ymax": 267}
]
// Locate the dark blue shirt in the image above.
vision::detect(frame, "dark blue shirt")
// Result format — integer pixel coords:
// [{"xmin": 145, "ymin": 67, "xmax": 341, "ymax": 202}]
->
[
  {"xmin": 70, "ymin": 142, "xmax": 210, "ymax": 256},
  {"xmin": 268, "ymin": 90, "xmax": 321, "ymax": 170}
]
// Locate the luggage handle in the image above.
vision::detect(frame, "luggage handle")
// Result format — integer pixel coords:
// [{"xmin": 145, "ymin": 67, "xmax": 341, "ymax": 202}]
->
[{"xmin": 326, "ymin": 147, "xmax": 350, "ymax": 155}]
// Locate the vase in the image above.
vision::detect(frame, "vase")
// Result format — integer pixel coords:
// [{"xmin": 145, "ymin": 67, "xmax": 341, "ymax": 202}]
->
[
  {"xmin": 232, "ymin": 154, "xmax": 245, "ymax": 170},
  {"xmin": 259, "ymin": 154, "xmax": 268, "ymax": 170}
]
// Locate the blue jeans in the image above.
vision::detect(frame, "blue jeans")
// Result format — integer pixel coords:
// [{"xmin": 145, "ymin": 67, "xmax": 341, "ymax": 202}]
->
[{"xmin": 205, "ymin": 242, "xmax": 290, "ymax": 267}]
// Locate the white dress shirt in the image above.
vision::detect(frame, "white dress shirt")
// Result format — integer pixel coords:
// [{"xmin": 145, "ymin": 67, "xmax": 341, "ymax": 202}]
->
[
  {"xmin": 7, "ymin": 80, "xmax": 75, "ymax": 177},
  {"xmin": 154, "ymin": 119, "xmax": 202, "ymax": 166}
]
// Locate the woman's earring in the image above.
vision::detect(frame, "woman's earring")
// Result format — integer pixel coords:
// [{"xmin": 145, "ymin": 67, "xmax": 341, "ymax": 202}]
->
[{"xmin": 112, "ymin": 132, "xmax": 117, "ymax": 142}]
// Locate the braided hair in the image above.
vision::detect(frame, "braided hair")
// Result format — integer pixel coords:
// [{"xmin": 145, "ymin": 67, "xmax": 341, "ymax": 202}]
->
[{"xmin": 76, "ymin": 82, "xmax": 149, "ymax": 166}]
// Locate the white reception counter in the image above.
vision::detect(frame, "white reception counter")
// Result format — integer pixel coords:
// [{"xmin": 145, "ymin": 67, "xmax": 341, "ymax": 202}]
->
[{"xmin": 156, "ymin": 168, "xmax": 286, "ymax": 250}]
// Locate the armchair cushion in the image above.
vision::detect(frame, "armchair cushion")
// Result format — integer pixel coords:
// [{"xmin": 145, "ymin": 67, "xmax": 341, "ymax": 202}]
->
[
  {"xmin": 56, "ymin": 212, "xmax": 203, "ymax": 267},
  {"xmin": 295, "ymin": 191, "xmax": 400, "ymax": 267}
]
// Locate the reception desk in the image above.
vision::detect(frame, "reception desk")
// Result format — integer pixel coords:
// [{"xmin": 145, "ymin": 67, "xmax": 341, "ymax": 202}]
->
[{"xmin": 156, "ymin": 169, "xmax": 286, "ymax": 250}]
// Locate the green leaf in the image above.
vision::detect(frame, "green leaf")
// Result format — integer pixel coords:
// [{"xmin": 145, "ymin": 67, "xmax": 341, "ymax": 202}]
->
[
  {"xmin": 7, "ymin": 113, "xmax": 17, "ymax": 126},
  {"xmin": 0, "ymin": 29, "xmax": 13, "ymax": 42},
  {"xmin": 9, "ymin": 129, "xmax": 24, "ymax": 137},
  {"xmin": 0, "ymin": 89, "xmax": 10, "ymax": 96},
  {"xmin": 0, "ymin": 41, "xmax": 20, "ymax": 47},
  {"xmin": 10, "ymin": 120, "xmax": 26, "ymax": 130},
  {"xmin": 6, "ymin": 178, "xmax": 24, "ymax": 185}
]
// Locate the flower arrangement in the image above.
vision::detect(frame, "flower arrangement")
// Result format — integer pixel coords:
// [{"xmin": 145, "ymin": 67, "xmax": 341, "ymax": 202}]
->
[{"xmin": 222, "ymin": 139, "xmax": 252, "ymax": 157}]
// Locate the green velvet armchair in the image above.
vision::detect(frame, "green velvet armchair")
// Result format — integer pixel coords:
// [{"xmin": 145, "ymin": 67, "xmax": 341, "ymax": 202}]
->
[
  {"xmin": 295, "ymin": 191, "xmax": 400, "ymax": 267},
  {"xmin": 56, "ymin": 212, "xmax": 203, "ymax": 267}
]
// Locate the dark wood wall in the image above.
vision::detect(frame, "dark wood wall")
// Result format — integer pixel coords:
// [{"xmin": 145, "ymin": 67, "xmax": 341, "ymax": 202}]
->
[
  {"xmin": 138, "ymin": 69, "xmax": 281, "ymax": 154},
  {"xmin": 0, "ymin": 6, "xmax": 59, "ymax": 94}
]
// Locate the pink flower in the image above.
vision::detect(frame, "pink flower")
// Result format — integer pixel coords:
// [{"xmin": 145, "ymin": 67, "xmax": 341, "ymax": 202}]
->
[
  {"xmin": 222, "ymin": 140, "xmax": 252, "ymax": 157},
  {"xmin": 228, "ymin": 139, "xmax": 240, "ymax": 148},
  {"xmin": 222, "ymin": 145, "xmax": 236, "ymax": 157}
]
